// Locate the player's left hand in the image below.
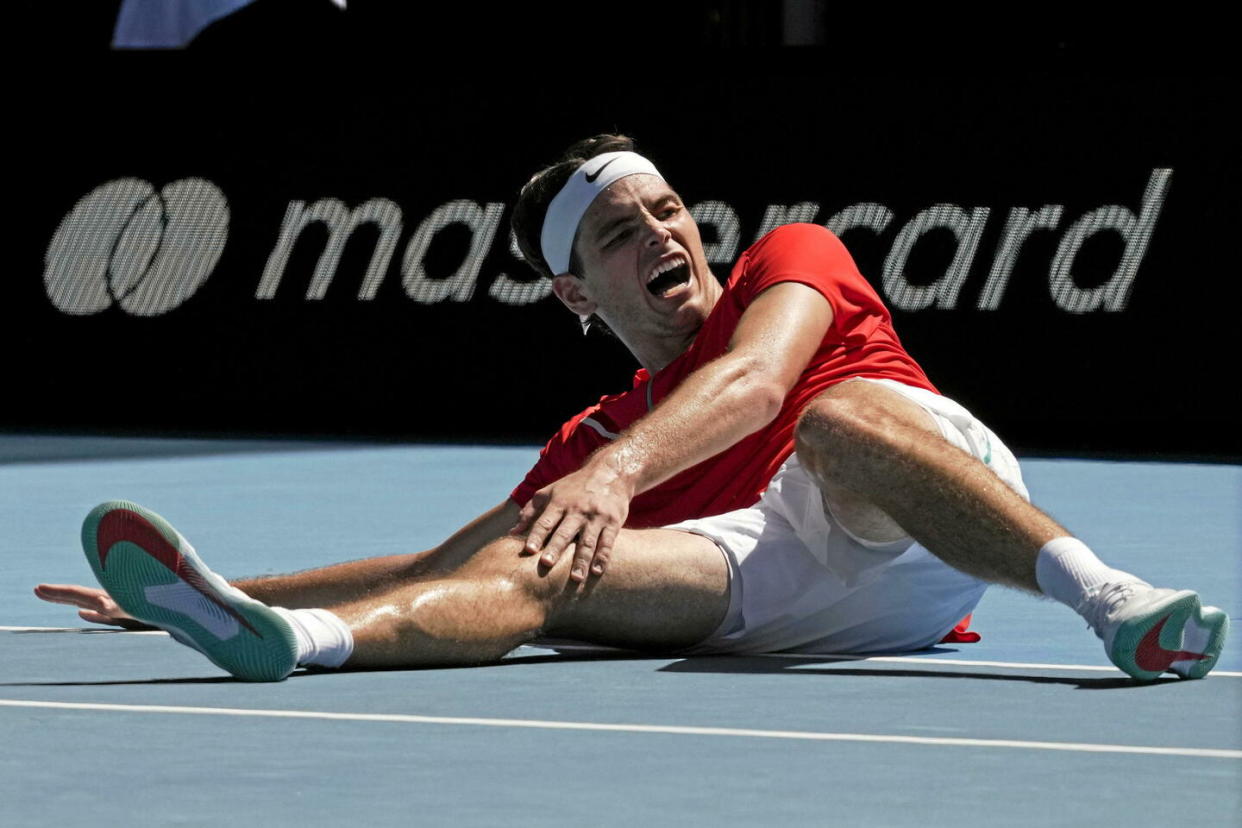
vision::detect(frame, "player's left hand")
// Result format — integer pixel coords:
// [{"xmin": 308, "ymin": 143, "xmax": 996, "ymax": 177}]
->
[
  {"xmin": 514, "ymin": 461, "xmax": 634, "ymax": 582},
  {"xmin": 33, "ymin": 582, "xmax": 155, "ymax": 629}
]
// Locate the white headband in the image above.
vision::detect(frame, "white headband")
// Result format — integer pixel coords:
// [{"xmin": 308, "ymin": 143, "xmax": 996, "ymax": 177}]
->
[{"xmin": 539, "ymin": 150, "xmax": 663, "ymax": 277}]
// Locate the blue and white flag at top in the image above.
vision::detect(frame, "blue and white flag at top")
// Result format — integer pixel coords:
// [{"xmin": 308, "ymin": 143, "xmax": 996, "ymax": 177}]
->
[{"xmin": 112, "ymin": 0, "xmax": 348, "ymax": 49}]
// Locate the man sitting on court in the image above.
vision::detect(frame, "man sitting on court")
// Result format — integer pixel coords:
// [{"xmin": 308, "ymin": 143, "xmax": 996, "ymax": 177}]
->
[{"xmin": 37, "ymin": 135, "xmax": 1229, "ymax": 683}]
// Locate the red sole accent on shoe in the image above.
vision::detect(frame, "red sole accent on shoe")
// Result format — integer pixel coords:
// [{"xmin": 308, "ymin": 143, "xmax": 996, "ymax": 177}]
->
[
  {"xmin": 1135, "ymin": 616, "xmax": 1209, "ymax": 673},
  {"xmin": 96, "ymin": 508, "xmax": 261, "ymax": 637}
]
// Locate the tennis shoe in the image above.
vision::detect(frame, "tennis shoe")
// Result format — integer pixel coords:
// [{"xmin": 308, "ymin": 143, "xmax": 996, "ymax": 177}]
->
[
  {"xmin": 81, "ymin": 500, "xmax": 298, "ymax": 682},
  {"xmin": 1078, "ymin": 581, "xmax": 1230, "ymax": 681}
]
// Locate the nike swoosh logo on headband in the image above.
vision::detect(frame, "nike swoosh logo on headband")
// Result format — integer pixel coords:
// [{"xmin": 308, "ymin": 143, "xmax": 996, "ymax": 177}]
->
[{"xmin": 584, "ymin": 158, "xmax": 619, "ymax": 183}]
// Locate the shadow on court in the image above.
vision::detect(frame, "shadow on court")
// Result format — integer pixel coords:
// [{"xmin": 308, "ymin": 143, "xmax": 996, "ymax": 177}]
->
[
  {"xmin": 658, "ymin": 656, "xmax": 1179, "ymax": 690},
  {"xmin": 0, "ymin": 655, "xmax": 1177, "ymax": 690}
]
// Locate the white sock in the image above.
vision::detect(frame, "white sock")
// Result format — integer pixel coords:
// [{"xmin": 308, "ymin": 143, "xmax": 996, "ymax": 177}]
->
[
  {"xmin": 1034, "ymin": 537, "xmax": 1143, "ymax": 610},
  {"xmin": 271, "ymin": 607, "xmax": 354, "ymax": 669}
]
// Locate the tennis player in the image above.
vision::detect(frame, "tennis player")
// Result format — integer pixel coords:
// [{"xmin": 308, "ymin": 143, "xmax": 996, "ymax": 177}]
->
[{"xmin": 37, "ymin": 135, "xmax": 1229, "ymax": 682}]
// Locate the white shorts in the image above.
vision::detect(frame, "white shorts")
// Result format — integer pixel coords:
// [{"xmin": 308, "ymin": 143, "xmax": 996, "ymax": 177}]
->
[{"xmin": 671, "ymin": 378, "xmax": 1030, "ymax": 655}]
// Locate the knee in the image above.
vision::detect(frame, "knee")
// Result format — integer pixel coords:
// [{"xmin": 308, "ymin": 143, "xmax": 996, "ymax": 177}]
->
[
  {"xmin": 468, "ymin": 535, "xmax": 567, "ymax": 605},
  {"xmin": 795, "ymin": 391, "xmax": 894, "ymax": 478}
]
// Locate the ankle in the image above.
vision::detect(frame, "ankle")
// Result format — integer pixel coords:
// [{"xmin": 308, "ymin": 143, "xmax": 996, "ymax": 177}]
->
[
  {"xmin": 272, "ymin": 607, "xmax": 354, "ymax": 668},
  {"xmin": 1034, "ymin": 537, "xmax": 1138, "ymax": 610}
]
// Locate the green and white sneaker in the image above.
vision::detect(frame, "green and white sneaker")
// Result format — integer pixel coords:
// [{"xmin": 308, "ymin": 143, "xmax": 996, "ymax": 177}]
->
[
  {"xmin": 1079, "ymin": 581, "xmax": 1230, "ymax": 681},
  {"xmin": 82, "ymin": 500, "xmax": 298, "ymax": 682}
]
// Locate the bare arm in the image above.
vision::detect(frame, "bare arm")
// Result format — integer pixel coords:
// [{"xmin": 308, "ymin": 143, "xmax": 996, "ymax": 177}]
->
[
  {"xmin": 36, "ymin": 498, "xmax": 521, "ymax": 626},
  {"xmin": 517, "ymin": 282, "xmax": 834, "ymax": 580}
]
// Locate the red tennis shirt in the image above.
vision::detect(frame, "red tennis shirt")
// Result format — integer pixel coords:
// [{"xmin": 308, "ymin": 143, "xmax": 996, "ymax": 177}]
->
[{"xmin": 511, "ymin": 223, "xmax": 936, "ymax": 527}]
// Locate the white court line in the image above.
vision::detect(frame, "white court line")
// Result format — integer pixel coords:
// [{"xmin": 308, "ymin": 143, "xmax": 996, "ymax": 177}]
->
[
  {"xmin": 537, "ymin": 642, "xmax": 1242, "ymax": 677},
  {"xmin": 0, "ymin": 699, "xmax": 1238, "ymax": 759},
  {"xmin": 749, "ymin": 652, "xmax": 1242, "ymax": 677},
  {"xmin": 0, "ymin": 625, "xmax": 165, "ymax": 635},
  {"xmin": 6, "ymin": 626, "xmax": 1242, "ymax": 677}
]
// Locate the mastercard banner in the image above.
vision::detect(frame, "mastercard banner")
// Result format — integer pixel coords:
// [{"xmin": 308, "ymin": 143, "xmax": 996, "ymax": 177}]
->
[{"xmin": 9, "ymin": 55, "xmax": 1236, "ymax": 459}]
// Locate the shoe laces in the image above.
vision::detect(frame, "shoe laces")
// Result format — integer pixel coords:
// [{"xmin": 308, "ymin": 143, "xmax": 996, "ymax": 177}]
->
[{"xmin": 1076, "ymin": 581, "xmax": 1142, "ymax": 636}]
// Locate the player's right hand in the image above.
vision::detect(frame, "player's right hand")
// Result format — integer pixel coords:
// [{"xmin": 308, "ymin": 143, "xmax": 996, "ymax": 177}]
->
[
  {"xmin": 513, "ymin": 461, "xmax": 632, "ymax": 583},
  {"xmin": 33, "ymin": 583, "xmax": 154, "ymax": 630}
]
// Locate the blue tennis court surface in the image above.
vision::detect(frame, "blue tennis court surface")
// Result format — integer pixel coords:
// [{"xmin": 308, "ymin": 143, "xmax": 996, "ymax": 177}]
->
[{"xmin": 2, "ymin": 437, "xmax": 1238, "ymax": 826}]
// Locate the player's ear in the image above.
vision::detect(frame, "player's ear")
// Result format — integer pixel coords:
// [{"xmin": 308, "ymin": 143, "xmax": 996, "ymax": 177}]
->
[{"xmin": 551, "ymin": 273, "xmax": 596, "ymax": 318}]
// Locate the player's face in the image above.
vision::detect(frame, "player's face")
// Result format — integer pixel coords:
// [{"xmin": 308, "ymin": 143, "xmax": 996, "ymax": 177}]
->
[{"xmin": 571, "ymin": 174, "xmax": 720, "ymax": 364}]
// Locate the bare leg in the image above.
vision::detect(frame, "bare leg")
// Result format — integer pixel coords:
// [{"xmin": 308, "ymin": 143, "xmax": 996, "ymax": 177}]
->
[
  {"xmin": 794, "ymin": 380, "xmax": 1065, "ymax": 592},
  {"xmin": 234, "ymin": 500, "xmax": 519, "ymax": 607},
  {"xmin": 37, "ymin": 501, "xmax": 519, "ymax": 630},
  {"xmin": 327, "ymin": 529, "xmax": 730, "ymax": 669},
  {"xmin": 235, "ymin": 554, "xmax": 423, "ymax": 607},
  {"xmin": 36, "ymin": 553, "xmax": 430, "ymax": 629}
]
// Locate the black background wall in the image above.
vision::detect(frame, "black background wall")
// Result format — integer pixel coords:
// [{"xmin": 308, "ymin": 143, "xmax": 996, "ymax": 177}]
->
[{"xmin": 9, "ymin": 3, "xmax": 1238, "ymax": 459}]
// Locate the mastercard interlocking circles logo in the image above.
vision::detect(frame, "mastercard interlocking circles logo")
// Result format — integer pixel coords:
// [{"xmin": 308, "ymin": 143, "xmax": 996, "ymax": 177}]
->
[{"xmin": 43, "ymin": 178, "xmax": 229, "ymax": 316}]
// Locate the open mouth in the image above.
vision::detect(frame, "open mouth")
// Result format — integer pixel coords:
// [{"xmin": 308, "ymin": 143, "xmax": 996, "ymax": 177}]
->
[{"xmin": 646, "ymin": 258, "xmax": 691, "ymax": 297}]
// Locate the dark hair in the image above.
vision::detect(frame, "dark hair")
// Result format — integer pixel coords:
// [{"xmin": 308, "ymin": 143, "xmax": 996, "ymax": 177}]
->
[{"xmin": 511, "ymin": 134, "xmax": 638, "ymax": 280}]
